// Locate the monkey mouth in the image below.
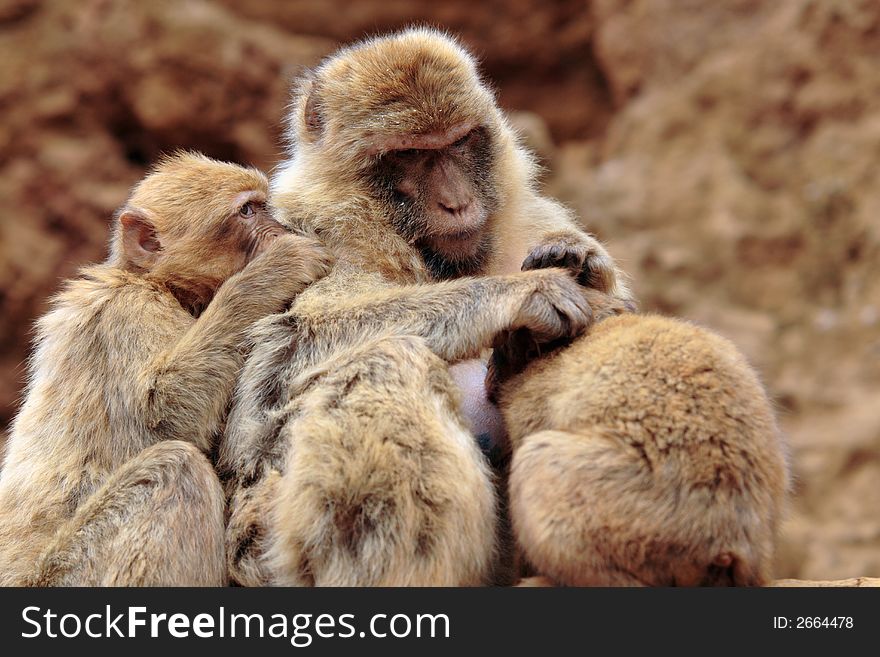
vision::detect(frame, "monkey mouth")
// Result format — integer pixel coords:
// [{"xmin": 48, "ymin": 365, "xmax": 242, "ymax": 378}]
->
[
  {"xmin": 436, "ymin": 226, "xmax": 481, "ymax": 242},
  {"xmin": 426, "ymin": 226, "xmax": 486, "ymax": 259},
  {"xmin": 428, "ymin": 207, "xmax": 488, "ymax": 242}
]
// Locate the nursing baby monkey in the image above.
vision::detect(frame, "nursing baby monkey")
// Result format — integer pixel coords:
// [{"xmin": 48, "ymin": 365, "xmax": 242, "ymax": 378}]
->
[
  {"xmin": 220, "ymin": 28, "xmax": 631, "ymax": 586},
  {"xmin": 0, "ymin": 152, "xmax": 332, "ymax": 586},
  {"xmin": 489, "ymin": 294, "xmax": 790, "ymax": 586}
]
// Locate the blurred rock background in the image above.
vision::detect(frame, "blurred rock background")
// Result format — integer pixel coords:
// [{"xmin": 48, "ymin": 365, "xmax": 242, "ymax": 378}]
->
[{"xmin": 0, "ymin": 0, "xmax": 877, "ymax": 580}]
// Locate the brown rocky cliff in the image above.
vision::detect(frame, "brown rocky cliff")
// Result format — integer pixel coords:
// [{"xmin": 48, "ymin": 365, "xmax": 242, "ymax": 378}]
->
[{"xmin": 0, "ymin": 0, "xmax": 877, "ymax": 581}]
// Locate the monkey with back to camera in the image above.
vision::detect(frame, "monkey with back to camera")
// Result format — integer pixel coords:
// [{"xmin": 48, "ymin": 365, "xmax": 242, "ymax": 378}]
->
[
  {"xmin": 0, "ymin": 152, "xmax": 333, "ymax": 586},
  {"xmin": 487, "ymin": 291, "xmax": 791, "ymax": 586},
  {"xmin": 219, "ymin": 28, "xmax": 635, "ymax": 586}
]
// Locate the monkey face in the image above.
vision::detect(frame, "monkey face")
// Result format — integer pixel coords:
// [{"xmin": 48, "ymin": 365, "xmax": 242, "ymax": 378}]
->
[
  {"xmin": 289, "ymin": 29, "xmax": 511, "ymax": 279},
  {"xmin": 169, "ymin": 191, "xmax": 287, "ymax": 307},
  {"xmin": 118, "ymin": 153, "xmax": 287, "ymax": 314},
  {"xmin": 226, "ymin": 191, "xmax": 288, "ymax": 263},
  {"xmin": 371, "ymin": 126, "xmax": 500, "ymax": 279}
]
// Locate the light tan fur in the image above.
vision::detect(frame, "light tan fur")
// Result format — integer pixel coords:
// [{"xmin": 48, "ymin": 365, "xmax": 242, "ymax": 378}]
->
[
  {"xmin": 272, "ymin": 28, "xmax": 633, "ymax": 468},
  {"xmin": 222, "ymin": 268, "xmax": 593, "ymax": 585},
  {"xmin": 491, "ymin": 298, "xmax": 791, "ymax": 586},
  {"xmin": 0, "ymin": 153, "xmax": 331, "ymax": 586},
  {"xmin": 273, "ymin": 28, "xmax": 631, "ymax": 298},
  {"xmin": 219, "ymin": 28, "xmax": 627, "ymax": 586}
]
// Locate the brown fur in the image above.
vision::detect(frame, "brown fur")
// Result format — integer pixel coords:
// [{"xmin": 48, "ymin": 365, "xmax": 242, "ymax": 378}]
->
[
  {"xmin": 0, "ymin": 152, "xmax": 332, "ymax": 586},
  {"xmin": 273, "ymin": 28, "xmax": 633, "ymax": 472},
  {"xmin": 273, "ymin": 28, "xmax": 631, "ymax": 297},
  {"xmin": 491, "ymin": 297, "xmax": 791, "ymax": 586},
  {"xmin": 221, "ymin": 268, "xmax": 593, "ymax": 585},
  {"xmin": 220, "ymin": 29, "xmax": 626, "ymax": 587}
]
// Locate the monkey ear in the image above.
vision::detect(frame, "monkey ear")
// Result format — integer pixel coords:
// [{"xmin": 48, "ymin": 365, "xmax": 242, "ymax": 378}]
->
[
  {"xmin": 302, "ymin": 79, "xmax": 324, "ymax": 139},
  {"xmin": 119, "ymin": 209, "xmax": 162, "ymax": 270}
]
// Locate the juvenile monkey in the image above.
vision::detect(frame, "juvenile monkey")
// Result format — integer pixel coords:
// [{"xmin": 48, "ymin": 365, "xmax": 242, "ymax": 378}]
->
[
  {"xmin": 219, "ymin": 29, "xmax": 619, "ymax": 586},
  {"xmin": 0, "ymin": 152, "xmax": 332, "ymax": 586},
  {"xmin": 488, "ymin": 295, "xmax": 791, "ymax": 586}
]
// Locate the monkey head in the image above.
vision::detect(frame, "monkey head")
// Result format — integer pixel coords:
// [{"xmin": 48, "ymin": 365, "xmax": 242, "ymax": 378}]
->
[
  {"xmin": 282, "ymin": 28, "xmax": 526, "ymax": 279},
  {"xmin": 112, "ymin": 151, "xmax": 286, "ymax": 314}
]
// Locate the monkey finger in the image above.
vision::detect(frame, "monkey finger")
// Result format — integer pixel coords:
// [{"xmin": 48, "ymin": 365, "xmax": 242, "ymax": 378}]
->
[
  {"xmin": 522, "ymin": 246, "xmax": 558, "ymax": 271},
  {"xmin": 544, "ymin": 247, "xmax": 565, "ymax": 269},
  {"xmin": 532, "ymin": 297, "xmax": 589, "ymax": 342},
  {"xmin": 544, "ymin": 302, "xmax": 574, "ymax": 340},
  {"xmin": 563, "ymin": 249, "xmax": 586, "ymax": 272},
  {"xmin": 561, "ymin": 295, "xmax": 594, "ymax": 337},
  {"xmin": 523, "ymin": 243, "xmax": 592, "ymax": 279},
  {"xmin": 578, "ymin": 256, "xmax": 615, "ymax": 293}
]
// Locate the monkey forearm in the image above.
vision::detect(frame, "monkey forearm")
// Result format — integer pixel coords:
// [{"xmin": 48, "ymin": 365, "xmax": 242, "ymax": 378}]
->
[
  {"xmin": 141, "ymin": 241, "xmax": 327, "ymax": 448},
  {"xmin": 223, "ymin": 269, "xmax": 587, "ymax": 456},
  {"xmin": 298, "ymin": 270, "xmax": 576, "ymax": 363},
  {"xmin": 144, "ymin": 346, "xmax": 240, "ymax": 449},
  {"xmin": 142, "ymin": 285, "xmax": 274, "ymax": 448},
  {"xmin": 398, "ymin": 275, "xmax": 542, "ymax": 360}
]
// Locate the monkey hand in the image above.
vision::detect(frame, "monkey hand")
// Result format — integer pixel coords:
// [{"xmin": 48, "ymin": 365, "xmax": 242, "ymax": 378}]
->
[
  {"xmin": 229, "ymin": 234, "xmax": 335, "ymax": 314},
  {"xmin": 510, "ymin": 268, "xmax": 593, "ymax": 344},
  {"xmin": 487, "ymin": 275, "xmax": 632, "ymax": 403},
  {"xmin": 522, "ymin": 231, "xmax": 622, "ymax": 298},
  {"xmin": 580, "ymin": 287, "xmax": 635, "ymax": 323}
]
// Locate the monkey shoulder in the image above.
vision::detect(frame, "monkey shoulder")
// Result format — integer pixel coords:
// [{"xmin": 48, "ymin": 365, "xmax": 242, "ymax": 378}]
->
[{"xmin": 35, "ymin": 266, "xmax": 190, "ymax": 373}]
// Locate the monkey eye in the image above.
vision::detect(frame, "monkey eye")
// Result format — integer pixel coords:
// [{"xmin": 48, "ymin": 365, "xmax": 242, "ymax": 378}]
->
[
  {"xmin": 239, "ymin": 201, "xmax": 256, "ymax": 218},
  {"xmin": 395, "ymin": 148, "xmax": 421, "ymax": 158},
  {"xmin": 452, "ymin": 130, "xmax": 474, "ymax": 148}
]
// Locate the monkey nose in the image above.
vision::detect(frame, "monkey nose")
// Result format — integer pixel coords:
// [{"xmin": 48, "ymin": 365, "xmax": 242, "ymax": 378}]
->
[{"xmin": 438, "ymin": 200, "xmax": 472, "ymax": 217}]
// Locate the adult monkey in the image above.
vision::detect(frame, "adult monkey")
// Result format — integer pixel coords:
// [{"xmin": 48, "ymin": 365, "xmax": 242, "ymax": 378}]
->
[
  {"xmin": 221, "ymin": 29, "xmax": 630, "ymax": 586},
  {"xmin": 274, "ymin": 29, "xmax": 630, "ymax": 292}
]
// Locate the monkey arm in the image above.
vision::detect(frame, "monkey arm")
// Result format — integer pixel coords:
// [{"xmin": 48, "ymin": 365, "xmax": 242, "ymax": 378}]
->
[
  {"xmin": 139, "ymin": 274, "xmax": 292, "ymax": 450},
  {"xmin": 287, "ymin": 268, "xmax": 592, "ymax": 366},
  {"xmin": 139, "ymin": 235, "xmax": 332, "ymax": 450},
  {"xmin": 221, "ymin": 267, "xmax": 591, "ymax": 473},
  {"xmin": 139, "ymin": 301, "xmax": 250, "ymax": 450}
]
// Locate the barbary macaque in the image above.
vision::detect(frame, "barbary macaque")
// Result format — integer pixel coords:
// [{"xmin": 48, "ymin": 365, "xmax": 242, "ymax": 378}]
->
[
  {"xmin": 273, "ymin": 31, "xmax": 631, "ymax": 295},
  {"xmin": 220, "ymin": 28, "xmax": 625, "ymax": 586},
  {"xmin": 488, "ymin": 293, "xmax": 791, "ymax": 586},
  {"xmin": 277, "ymin": 27, "xmax": 635, "ymax": 457},
  {"xmin": 0, "ymin": 152, "xmax": 332, "ymax": 586}
]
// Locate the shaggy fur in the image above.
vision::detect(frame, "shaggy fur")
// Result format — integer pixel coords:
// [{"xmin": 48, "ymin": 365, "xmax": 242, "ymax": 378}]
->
[
  {"xmin": 491, "ymin": 302, "xmax": 791, "ymax": 586},
  {"xmin": 273, "ymin": 28, "xmax": 630, "ymax": 298},
  {"xmin": 221, "ymin": 268, "xmax": 593, "ymax": 585},
  {"xmin": 0, "ymin": 153, "xmax": 331, "ymax": 585},
  {"xmin": 219, "ymin": 28, "xmax": 624, "ymax": 587}
]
